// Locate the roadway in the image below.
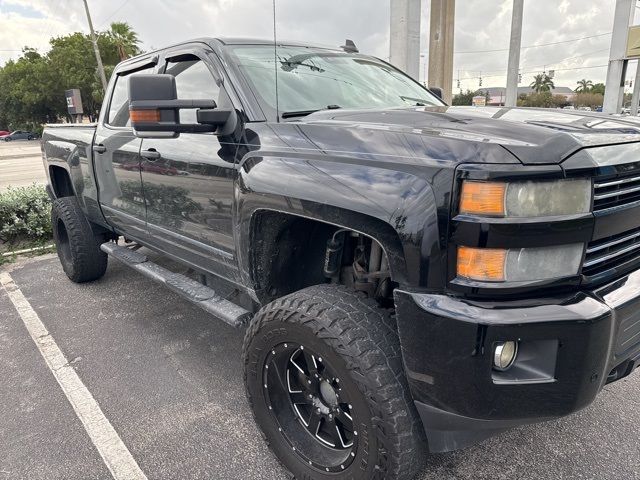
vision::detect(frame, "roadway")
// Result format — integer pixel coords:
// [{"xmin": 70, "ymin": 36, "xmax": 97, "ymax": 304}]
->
[{"xmin": 0, "ymin": 140, "xmax": 46, "ymax": 192}]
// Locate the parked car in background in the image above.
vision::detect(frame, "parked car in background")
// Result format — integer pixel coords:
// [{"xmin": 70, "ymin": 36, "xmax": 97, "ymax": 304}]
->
[
  {"xmin": 0, "ymin": 130, "xmax": 10, "ymax": 136},
  {"xmin": 1, "ymin": 130, "xmax": 37, "ymax": 141}
]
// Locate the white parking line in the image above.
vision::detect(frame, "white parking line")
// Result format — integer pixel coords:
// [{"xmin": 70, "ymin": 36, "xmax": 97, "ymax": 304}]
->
[{"xmin": 0, "ymin": 271, "xmax": 147, "ymax": 480}]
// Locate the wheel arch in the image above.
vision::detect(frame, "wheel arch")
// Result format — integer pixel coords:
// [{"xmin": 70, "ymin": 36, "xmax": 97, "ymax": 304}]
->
[
  {"xmin": 241, "ymin": 206, "xmax": 409, "ymax": 304},
  {"xmin": 49, "ymin": 164, "xmax": 75, "ymax": 198}
]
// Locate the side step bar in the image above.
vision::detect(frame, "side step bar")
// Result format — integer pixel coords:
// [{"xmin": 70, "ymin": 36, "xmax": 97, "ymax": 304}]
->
[{"xmin": 100, "ymin": 242, "xmax": 252, "ymax": 328}]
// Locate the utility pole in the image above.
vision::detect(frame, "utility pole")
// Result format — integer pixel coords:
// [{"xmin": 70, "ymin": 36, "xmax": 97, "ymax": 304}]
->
[
  {"xmin": 603, "ymin": 0, "xmax": 635, "ymax": 113},
  {"xmin": 389, "ymin": 0, "xmax": 421, "ymax": 80},
  {"xmin": 82, "ymin": 0, "xmax": 108, "ymax": 93},
  {"xmin": 631, "ymin": 61, "xmax": 640, "ymax": 115},
  {"xmin": 505, "ymin": 0, "xmax": 524, "ymax": 107},
  {"xmin": 428, "ymin": 0, "xmax": 455, "ymax": 104}
]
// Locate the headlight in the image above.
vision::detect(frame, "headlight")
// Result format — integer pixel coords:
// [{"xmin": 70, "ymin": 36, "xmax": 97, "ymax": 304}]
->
[
  {"xmin": 459, "ymin": 179, "xmax": 591, "ymax": 217},
  {"xmin": 457, "ymin": 244, "xmax": 584, "ymax": 282}
]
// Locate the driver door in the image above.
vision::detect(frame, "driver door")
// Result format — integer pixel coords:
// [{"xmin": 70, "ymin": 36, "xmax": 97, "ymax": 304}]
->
[{"xmin": 137, "ymin": 46, "xmax": 238, "ymax": 279}]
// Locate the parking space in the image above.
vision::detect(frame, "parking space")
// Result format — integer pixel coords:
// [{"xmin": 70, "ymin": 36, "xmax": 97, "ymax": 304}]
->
[{"xmin": 1, "ymin": 254, "xmax": 639, "ymax": 479}]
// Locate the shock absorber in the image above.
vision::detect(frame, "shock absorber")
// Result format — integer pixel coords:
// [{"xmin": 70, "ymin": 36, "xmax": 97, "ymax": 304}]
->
[{"xmin": 324, "ymin": 230, "xmax": 346, "ymax": 282}]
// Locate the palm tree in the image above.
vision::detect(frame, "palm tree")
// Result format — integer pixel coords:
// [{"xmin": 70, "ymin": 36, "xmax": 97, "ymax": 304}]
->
[
  {"xmin": 108, "ymin": 22, "xmax": 140, "ymax": 61},
  {"xmin": 575, "ymin": 79, "xmax": 594, "ymax": 93},
  {"xmin": 529, "ymin": 74, "xmax": 555, "ymax": 93}
]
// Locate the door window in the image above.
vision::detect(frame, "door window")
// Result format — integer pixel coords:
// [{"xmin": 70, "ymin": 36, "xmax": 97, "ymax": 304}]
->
[
  {"xmin": 165, "ymin": 57, "xmax": 220, "ymax": 124},
  {"xmin": 107, "ymin": 67, "xmax": 155, "ymax": 127}
]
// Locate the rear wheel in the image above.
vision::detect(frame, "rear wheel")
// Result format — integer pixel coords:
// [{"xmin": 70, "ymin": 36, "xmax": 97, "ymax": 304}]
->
[
  {"xmin": 243, "ymin": 285, "xmax": 426, "ymax": 480},
  {"xmin": 52, "ymin": 197, "xmax": 108, "ymax": 283}
]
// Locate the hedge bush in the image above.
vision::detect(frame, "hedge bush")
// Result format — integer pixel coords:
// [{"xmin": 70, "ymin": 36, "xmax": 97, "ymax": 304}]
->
[{"xmin": 0, "ymin": 185, "xmax": 52, "ymax": 244}]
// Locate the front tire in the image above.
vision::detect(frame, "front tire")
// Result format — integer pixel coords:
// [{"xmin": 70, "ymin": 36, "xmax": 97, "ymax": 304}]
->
[
  {"xmin": 52, "ymin": 197, "xmax": 108, "ymax": 283},
  {"xmin": 243, "ymin": 285, "xmax": 426, "ymax": 480}
]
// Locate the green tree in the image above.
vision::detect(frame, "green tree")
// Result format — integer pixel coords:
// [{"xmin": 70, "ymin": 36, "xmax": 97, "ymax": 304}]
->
[
  {"xmin": 0, "ymin": 48, "xmax": 62, "ymax": 129},
  {"xmin": 574, "ymin": 92, "xmax": 604, "ymax": 110},
  {"xmin": 590, "ymin": 83, "xmax": 605, "ymax": 95},
  {"xmin": 575, "ymin": 79, "xmax": 593, "ymax": 93},
  {"xmin": 0, "ymin": 22, "xmax": 142, "ymax": 128},
  {"xmin": 108, "ymin": 22, "xmax": 141, "ymax": 61},
  {"xmin": 452, "ymin": 89, "xmax": 489, "ymax": 106},
  {"xmin": 517, "ymin": 92, "xmax": 567, "ymax": 108},
  {"xmin": 529, "ymin": 74, "xmax": 555, "ymax": 93}
]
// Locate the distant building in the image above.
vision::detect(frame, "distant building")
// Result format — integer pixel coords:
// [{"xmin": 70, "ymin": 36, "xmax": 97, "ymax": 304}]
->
[{"xmin": 478, "ymin": 86, "xmax": 576, "ymax": 106}]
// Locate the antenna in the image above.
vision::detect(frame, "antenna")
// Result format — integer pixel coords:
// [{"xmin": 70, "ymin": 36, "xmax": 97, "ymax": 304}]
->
[
  {"xmin": 272, "ymin": 0, "xmax": 280, "ymax": 122},
  {"xmin": 340, "ymin": 39, "xmax": 359, "ymax": 53}
]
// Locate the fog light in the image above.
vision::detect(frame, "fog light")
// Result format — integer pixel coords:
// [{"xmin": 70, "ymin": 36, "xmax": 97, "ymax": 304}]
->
[{"xmin": 493, "ymin": 341, "xmax": 518, "ymax": 371}]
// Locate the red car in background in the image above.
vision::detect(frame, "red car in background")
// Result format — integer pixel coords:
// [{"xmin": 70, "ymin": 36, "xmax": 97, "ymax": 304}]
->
[{"xmin": 0, "ymin": 131, "xmax": 9, "ymax": 137}]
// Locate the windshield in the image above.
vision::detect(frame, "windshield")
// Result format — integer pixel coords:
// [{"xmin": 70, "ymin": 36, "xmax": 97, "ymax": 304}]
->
[{"xmin": 227, "ymin": 45, "xmax": 443, "ymax": 119}]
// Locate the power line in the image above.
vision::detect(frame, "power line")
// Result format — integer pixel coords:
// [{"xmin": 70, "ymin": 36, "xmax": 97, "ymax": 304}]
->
[
  {"xmin": 97, "ymin": 0, "xmax": 131, "ymax": 29},
  {"xmin": 452, "ymin": 32, "xmax": 612, "ymax": 55},
  {"xmin": 459, "ymin": 48, "xmax": 609, "ymax": 80},
  {"xmin": 457, "ymin": 63, "xmax": 608, "ymax": 82}
]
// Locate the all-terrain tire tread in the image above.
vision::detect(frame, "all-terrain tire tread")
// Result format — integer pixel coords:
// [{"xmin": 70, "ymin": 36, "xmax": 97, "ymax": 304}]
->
[
  {"xmin": 242, "ymin": 284, "xmax": 426, "ymax": 480},
  {"xmin": 51, "ymin": 196, "xmax": 108, "ymax": 283}
]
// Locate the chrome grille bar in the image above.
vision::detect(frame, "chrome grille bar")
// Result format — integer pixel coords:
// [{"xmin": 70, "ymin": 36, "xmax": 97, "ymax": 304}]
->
[{"xmin": 594, "ymin": 184, "xmax": 640, "ymax": 201}]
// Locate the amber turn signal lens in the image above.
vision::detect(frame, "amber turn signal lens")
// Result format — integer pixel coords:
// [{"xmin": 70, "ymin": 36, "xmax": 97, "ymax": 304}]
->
[
  {"xmin": 130, "ymin": 109, "xmax": 160, "ymax": 123},
  {"xmin": 459, "ymin": 181, "xmax": 506, "ymax": 216},
  {"xmin": 457, "ymin": 246, "xmax": 506, "ymax": 281}
]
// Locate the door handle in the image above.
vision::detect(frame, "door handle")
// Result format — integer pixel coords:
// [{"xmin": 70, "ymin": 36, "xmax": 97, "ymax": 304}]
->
[
  {"xmin": 141, "ymin": 149, "xmax": 161, "ymax": 160},
  {"xmin": 92, "ymin": 144, "xmax": 106, "ymax": 154}
]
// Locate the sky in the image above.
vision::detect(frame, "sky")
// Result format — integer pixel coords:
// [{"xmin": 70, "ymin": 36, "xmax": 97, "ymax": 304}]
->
[{"xmin": 0, "ymin": 0, "xmax": 635, "ymax": 93}]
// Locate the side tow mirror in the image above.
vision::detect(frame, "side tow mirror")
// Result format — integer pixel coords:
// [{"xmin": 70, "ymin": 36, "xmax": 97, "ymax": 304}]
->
[{"xmin": 128, "ymin": 74, "xmax": 232, "ymax": 138}]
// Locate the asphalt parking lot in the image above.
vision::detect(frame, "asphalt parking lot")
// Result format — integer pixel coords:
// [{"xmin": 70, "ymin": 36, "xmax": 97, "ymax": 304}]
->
[{"xmin": 1, "ymin": 253, "xmax": 639, "ymax": 480}]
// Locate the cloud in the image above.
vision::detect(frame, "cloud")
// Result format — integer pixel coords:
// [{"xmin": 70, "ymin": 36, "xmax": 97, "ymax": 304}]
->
[{"xmin": 0, "ymin": 0, "xmax": 630, "ymax": 93}]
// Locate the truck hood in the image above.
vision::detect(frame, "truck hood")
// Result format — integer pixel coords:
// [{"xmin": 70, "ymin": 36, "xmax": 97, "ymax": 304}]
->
[{"xmin": 303, "ymin": 106, "xmax": 640, "ymax": 165}]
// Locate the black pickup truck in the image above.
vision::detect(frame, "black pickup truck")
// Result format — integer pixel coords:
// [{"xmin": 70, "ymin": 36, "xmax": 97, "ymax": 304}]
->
[{"xmin": 42, "ymin": 37, "xmax": 640, "ymax": 479}]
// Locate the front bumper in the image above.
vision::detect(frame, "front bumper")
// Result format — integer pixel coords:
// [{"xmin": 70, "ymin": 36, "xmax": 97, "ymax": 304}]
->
[{"xmin": 395, "ymin": 269, "xmax": 640, "ymax": 453}]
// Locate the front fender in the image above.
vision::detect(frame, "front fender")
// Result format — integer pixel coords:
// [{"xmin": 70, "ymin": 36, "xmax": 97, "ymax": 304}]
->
[{"xmin": 235, "ymin": 151, "xmax": 450, "ymax": 290}]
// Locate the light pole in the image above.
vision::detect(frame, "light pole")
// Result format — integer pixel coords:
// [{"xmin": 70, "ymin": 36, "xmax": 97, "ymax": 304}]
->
[
  {"xmin": 82, "ymin": 0, "xmax": 108, "ymax": 94},
  {"xmin": 389, "ymin": 0, "xmax": 421, "ymax": 80},
  {"xmin": 505, "ymin": 0, "xmax": 524, "ymax": 107},
  {"xmin": 603, "ymin": 0, "xmax": 635, "ymax": 113},
  {"xmin": 428, "ymin": 0, "xmax": 456, "ymax": 104}
]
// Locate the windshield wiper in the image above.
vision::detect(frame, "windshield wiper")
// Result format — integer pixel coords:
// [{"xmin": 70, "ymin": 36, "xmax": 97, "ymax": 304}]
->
[
  {"xmin": 281, "ymin": 105, "xmax": 341, "ymax": 119},
  {"xmin": 281, "ymin": 109, "xmax": 320, "ymax": 119}
]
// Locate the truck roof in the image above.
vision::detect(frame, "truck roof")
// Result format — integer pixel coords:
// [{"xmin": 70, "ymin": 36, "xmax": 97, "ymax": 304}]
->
[{"xmin": 119, "ymin": 37, "xmax": 344, "ymax": 70}]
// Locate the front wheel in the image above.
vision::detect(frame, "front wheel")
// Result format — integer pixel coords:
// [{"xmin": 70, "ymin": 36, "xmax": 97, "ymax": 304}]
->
[{"xmin": 243, "ymin": 285, "xmax": 426, "ymax": 480}]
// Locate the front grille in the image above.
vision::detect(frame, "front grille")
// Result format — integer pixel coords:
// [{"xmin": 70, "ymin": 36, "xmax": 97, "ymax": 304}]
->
[
  {"xmin": 594, "ymin": 172, "xmax": 640, "ymax": 211},
  {"xmin": 584, "ymin": 225, "xmax": 640, "ymax": 277}
]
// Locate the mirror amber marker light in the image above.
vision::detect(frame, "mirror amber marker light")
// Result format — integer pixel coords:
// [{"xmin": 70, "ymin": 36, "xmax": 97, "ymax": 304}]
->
[
  {"xmin": 130, "ymin": 109, "xmax": 160, "ymax": 123},
  {"xmin": 457, "ymin": 246, "xmax": 507, "ymax": 281},
  {"xmin": 459, "ymin": 181, "xmax": 506, "ymax": 216}
]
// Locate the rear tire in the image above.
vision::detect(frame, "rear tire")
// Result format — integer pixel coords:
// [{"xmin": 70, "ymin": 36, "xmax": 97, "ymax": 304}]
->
[
  {"xmin": 51, "ymin": 197, "xmax": 108, "ymax": 283},
  {"xmin": 243, "ymin": 284, "xmax": 426, "ymax": 480}
]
